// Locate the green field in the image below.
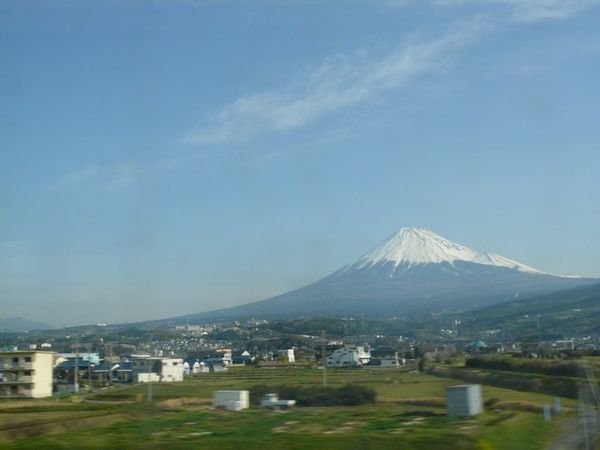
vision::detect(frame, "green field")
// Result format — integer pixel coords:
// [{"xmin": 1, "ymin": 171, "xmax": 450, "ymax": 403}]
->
[{"xmin": 0, "ymin": 367, "xmax": 573, "ymax": 449}]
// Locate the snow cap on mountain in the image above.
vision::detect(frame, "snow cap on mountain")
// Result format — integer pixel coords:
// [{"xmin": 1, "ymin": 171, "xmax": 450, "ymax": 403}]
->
[{"xmin": 351, "ymin": 227, "xmax": 544, "ymax": 274}]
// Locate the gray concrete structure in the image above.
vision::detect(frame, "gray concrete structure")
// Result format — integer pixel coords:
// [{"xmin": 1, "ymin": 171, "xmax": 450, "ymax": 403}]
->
[{"xmin": 446, "ymin": 384, "xmax": 483, "ymax": 417}]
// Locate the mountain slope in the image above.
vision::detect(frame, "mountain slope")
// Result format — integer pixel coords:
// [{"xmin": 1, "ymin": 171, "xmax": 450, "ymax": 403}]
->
[
  {"xmin": 0, "ymin": 317, "xmax": 54, "ymax": 332},
  {"xmin": 459, "ymin": 282, "xmax": 600, "ymax": 337},
  {"xmin": 180, "ymin": 228, "xmax": 596, "ymax": 321}
]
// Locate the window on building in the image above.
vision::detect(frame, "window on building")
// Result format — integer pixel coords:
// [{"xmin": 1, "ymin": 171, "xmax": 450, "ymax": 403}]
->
[
  {"xmin": 24, "ymin": 357, "xmax": 32, "ymax": 363},
  {"xmin": 12, "ymin": 357, "xmax": 18, "ymax": 364},
  {"xmin": 24, "ymin": 371, "xmax": 32, "ymax": 376}
]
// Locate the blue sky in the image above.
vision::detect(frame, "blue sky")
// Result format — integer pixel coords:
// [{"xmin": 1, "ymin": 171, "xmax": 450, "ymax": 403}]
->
[{"xmin": 2, "ymin": 0, "xmax": 600, "ymax": 326}]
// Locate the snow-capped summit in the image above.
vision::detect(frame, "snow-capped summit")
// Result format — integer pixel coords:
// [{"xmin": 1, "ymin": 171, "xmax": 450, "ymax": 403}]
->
[{"xmin": 349, "ymin": 227, "xmax": 544, "ymax": 274}]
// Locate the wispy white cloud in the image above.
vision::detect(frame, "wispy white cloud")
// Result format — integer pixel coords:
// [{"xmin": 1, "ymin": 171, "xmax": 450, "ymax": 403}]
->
[
  {"xmin": 59, "ymin": 156, "xmax": 183, "ymax": 191},
  {"xmin": 435, "ymin": 0, "xmax": 600, "ymax": 23},
  {"xmin": 183, "ymin": 18, "xmax": 492, "ymax": 145},
  {"xmin": 385, "ymin": 0, "xmax": 414, "ymax": 6},
  {"xmin": 60, "ymin": 167, "xmax": 100, "ymax": 185}
]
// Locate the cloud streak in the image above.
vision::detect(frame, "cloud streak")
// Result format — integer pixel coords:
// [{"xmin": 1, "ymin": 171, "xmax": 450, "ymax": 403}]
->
[
  {"xmin": 503, "ymin": 0, "xmax": 600, "ymax": 22},
  {"xmin": 183, "ymin": 18, "xmax": 492, "ymax": 145},
  {"xmin": 435, "ymin": 0, "xmax": 600, "ymax": 23}
]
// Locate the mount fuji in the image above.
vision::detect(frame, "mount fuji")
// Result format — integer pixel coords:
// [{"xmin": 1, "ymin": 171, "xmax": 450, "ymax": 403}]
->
[{"xmin": 184, "ymin": 228, "xmax": 596, "ymax": 320}]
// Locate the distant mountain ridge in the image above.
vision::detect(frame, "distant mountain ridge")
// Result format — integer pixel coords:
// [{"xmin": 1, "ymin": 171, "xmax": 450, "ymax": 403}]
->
[
  {"xmin": 172, "ymin": 227, "xmax": 597, "ymax": 322},
  {"xmin": 0, "ymin": 317, "xmax": 54, "ymax": 332}
]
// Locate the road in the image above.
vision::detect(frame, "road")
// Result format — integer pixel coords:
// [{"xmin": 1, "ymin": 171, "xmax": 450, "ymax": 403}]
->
[{"xmin": 547, "ymin": 418, "xmax": 581, "ymax": 450}]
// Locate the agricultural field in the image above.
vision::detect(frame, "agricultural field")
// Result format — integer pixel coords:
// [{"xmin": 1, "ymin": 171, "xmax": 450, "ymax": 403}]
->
[{"xmin": 0, "ymin": 367, "xmax": 574, "ymax": 449}]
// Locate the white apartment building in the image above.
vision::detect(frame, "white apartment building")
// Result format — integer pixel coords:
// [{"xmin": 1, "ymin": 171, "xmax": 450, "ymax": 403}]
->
[
  {"xmin": 0, "ymin": 351, "xmax": 55, "ymax": 398},
  {"xmin": 326, "ymin": 345, "xmax": 371, "ymax": 367},
  {"xmin": 131, "ymin": 357, "xmax": 184, "ymax": 383}
]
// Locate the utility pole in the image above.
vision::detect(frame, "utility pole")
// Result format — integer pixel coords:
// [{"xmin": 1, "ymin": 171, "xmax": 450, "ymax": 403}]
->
[
  {"xmin": 74, "ymin": 341, "xmax": 79, "ymax": 394},
  {"xmin": 107, "ymin": 343, "xmax": 113, "ymax": 386},
  {"xmin": 89, "ymin": 364, "xmax": 95, "ymax": 390},
  {"xmin": 321, "ymin": 331, "xmax": 327, "ymax": 387}
]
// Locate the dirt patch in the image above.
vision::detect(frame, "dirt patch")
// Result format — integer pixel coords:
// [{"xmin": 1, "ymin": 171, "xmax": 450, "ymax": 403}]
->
[
  {"xmin": 0, "ymin": 412, "xmax": 129, "ymax": 442},
  {"xmin": 159, "ymin": 398, "xmax": 211, "ymax": 410}
]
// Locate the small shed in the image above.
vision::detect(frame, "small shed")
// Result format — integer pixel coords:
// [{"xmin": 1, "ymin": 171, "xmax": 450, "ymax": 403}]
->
[{"xmin": 446, "ymin": 384, "xmax": 483, "ymax": 417}]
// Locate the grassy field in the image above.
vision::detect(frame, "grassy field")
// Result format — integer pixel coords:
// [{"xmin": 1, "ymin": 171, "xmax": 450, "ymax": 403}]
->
[{"xmin": 0, "ymin": 367, "xmax": 573, "ymax": 449}]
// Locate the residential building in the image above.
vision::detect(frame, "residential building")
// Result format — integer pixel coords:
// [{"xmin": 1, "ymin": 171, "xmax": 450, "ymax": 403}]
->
[
  {"xmin": 216, "ymin": 349, "xmax": 232, "ymax": 366},
  {"xmin": 131, "ymin": 357, "xmax": 183, "ymax": 383},
  {"xmin": 0, "ymin": 351, "xmax": 54, "ymax": 398},
  {"xmin": 554, "ymin": 339, "xmax": 575, "ymax": 351},
  {"xmin": 277, "ymin": 349, "xmax": 295, "ymax": 363},
  {"xmin": 326, "ymin": 345, "xmax": 371, "ymax": 367},
  {"xmin": 366, "ymin": 352, "xmax": 404, "ymax": 368},
  {"xmin": 56, "ymin": 352, "xmax": 101, "ymax": 365},
  {"xmin": 54, "ymin": 359, "xmax": 95, "ymax": 390},
  {"xmin": 192, "ymin": 360, "xmax": 210, "ymax": 374}
]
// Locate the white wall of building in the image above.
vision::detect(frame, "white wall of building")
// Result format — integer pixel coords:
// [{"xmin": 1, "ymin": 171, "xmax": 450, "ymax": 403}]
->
[
  {"xmin": 326, "ymin": 345, "xmax": 370, "ymax": 367},
  {"xmin": 278, "ymin": 349, "xmax": 295, "ymax": 363},
  {"xmin": 136, "ymin": 372, "xmax": 160, "ymax": 383},
  {"xmin": 160, "ymin": 358, "xmax": 183, "ymax": 382}
]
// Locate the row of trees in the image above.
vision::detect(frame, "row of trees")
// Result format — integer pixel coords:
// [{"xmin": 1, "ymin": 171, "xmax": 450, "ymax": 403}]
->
[
  {"xmin": 429, "ymin": 364, "xmax": 579, "ymax": 398},
  {"xmin": 250, "ymin": 384, "xmax": 376, "ymax": 406}
]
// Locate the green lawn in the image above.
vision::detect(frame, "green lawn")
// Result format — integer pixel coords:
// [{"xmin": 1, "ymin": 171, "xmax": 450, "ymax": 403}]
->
[
  {"xmin": 0, "ymin": 366, "xmax": 573, "ymax": 450},
  {"xmin": 3, "ymin": 404, "xmax": 560, "ymax": 450}
]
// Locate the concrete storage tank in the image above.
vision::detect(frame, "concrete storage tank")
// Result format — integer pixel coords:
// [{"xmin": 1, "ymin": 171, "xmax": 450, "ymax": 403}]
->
[{"xmin": 446, "ymin": 384, "xmax": 483, "ymax": 417}]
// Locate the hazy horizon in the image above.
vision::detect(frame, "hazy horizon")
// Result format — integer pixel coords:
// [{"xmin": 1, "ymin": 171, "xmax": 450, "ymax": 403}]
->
[{"xmin": 2, "ymin": 1, "xmax": 600, "ymax": 326}]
